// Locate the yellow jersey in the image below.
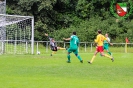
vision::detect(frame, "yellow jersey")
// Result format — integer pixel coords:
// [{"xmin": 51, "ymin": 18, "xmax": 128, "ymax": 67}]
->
[{"xmin": 94, "ymin": 34, "xmax": 106, "ymax": 46}]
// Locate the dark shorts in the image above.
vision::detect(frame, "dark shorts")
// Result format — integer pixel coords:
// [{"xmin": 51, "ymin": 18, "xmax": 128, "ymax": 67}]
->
[{"xmin": 51, "ymin": 46, "xmax": 57, "ymax": 51}]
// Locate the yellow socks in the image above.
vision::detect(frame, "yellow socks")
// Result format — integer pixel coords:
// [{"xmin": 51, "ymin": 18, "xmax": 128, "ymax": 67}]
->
[
  {"xmin": 59, "ymin": 48, "xmax": 65, "ymax": 50},
  {"xmin": 104, "ymin": 54, "xmax": 112, "ymax": 59},
  {"xmin": 52, "ymin": 51, "xmax": 56, "ymax": 54},
  {"xmin": 90, "ymin": 55, "xmax": 96, "ymax": 63}
]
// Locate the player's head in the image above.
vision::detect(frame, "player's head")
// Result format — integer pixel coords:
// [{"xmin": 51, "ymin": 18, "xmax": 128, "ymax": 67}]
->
[
  {"xmin": 51, "ymin": 38, "xmax": 55, "ymax": 42},
  {"xmin": 73, "ymin": 31, "xmax": 76, "ymax": 35},
  {"xmin": 97, "ymin": 30, "xmax": 102, "ymax": 34},
  {"xmin": 105, "ymin": 33, "xmax": 108, "ymax": 37}
]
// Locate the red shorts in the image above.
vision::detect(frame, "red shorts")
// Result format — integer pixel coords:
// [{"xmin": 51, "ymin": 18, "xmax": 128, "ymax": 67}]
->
[{"xmin": 96, "ymin": 46, "xmax": 104, "ymax": 52}]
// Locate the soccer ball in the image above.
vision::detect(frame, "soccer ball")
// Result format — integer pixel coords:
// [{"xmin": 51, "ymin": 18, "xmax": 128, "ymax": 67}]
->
[{"xmin": 37, "ymin": 51, "xmax": 40, "ymax": 55}]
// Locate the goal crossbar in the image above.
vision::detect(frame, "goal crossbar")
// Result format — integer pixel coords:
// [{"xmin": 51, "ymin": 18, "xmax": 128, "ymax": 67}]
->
[{"xmin": 0, "ymin": 14, "xmax": 33, "ymax": 27}]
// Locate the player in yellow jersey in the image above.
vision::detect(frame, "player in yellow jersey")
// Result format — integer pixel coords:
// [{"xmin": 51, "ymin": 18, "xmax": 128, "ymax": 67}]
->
[{"xmin": 88, "ymin": 30, "xmax": 114, "ymax": 64}]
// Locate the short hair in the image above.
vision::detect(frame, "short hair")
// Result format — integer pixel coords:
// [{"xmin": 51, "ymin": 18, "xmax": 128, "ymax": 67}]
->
[
  {"xmin": 98, "ymin": 30, "xmax": 102, "ymax": 34},
  {"xmin": 73, "ymin": 31, "xmax": 76, "ymax": 35}
]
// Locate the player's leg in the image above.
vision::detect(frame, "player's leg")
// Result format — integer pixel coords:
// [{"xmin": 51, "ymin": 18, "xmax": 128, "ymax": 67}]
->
[
  {"xmin": 89, "ymin": 46, "xmax": 103, "ymax": 64},
  {"xmin": 50, "ymin": 46, "xmax": 54, "ymax": 56},
  {"xmin": 88, "ymin": 50, "xmax": 98, "ymax": 64},
  {"xmin": 51, "ymin": 46, "xmax": 57, "ymax": 56},
  {"xmin": 100, "ymin": 45, "xmax": 106, "ymax": 56},
  {"xmin": 100, "ymin": 52, "xmax": 114, "ymax": 62},
  {"xmin": 51, "ymin": 51, "xmax": 56, "ymax": 56},
  {"xmin": 101, "ymin": 46, "xmax": 114, "ymax": 61},
  {"xmin": 57, "ymin": 47, "xmax": 66, "ymax": 50},
  {"xmin": 104, "ymin": 46, "xmax": 112, "ymax": 56},
  {"xmin": 67, "ymin": 48, "xmax": 72, "ymax": 63},
  {"xmin": 106, "ymin": 48, "xmax": 112, "ymax": 56},
  {"xmin": 73, "ymin": 49, "xmax": 83, "ymax": 63}
]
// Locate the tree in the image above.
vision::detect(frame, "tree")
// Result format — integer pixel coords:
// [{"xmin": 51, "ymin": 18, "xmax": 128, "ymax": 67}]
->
[{"xmin": 6, "ymin": 0, "xmax": 133, "ymax": 42}]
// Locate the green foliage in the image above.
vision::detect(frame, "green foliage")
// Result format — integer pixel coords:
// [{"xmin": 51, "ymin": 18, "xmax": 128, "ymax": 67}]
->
[
  {"xmin": 54, "ymin": 16, "xmax": 133, "ymax": 43},
  {"xmin": 6, "ymin": 0, "xmax": 133, "ymax": 42}
]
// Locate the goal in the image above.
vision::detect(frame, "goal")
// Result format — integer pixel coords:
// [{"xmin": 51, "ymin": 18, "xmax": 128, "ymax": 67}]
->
[{"xmin": 0, "ymin": 14, "xmax": 34, "ymax": 54}]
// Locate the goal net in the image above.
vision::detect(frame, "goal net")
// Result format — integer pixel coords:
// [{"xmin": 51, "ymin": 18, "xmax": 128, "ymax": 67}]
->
[
  {"xmin": 0, "ymin": 0, "xmax": 6, "ymax": 14},
  {"xmin": 0, "ymin": 14, "xmax": 34, "ymax": 54}
]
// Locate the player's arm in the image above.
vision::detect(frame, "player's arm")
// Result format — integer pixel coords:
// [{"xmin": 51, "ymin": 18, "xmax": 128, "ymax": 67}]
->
[
  {"xmin": 63, "ymin": 38, "xmax": 71, "ymax": 41},
  {"xmin": 107, "ymin": 40, "xmax": 113, "ymax": 46},
  {"xmin": 45, "ymin": 33, "xmax": 48, "ymax": 36},
  {"xmin": 94, "ymin": 35, "xmax": 99, "ymax": 43},
  {"xmin": 45, "ymin": 33, "xmax": 52, "ymax": 40},
  {"xmin": 93, "ymin": 36, "xmax": 99, "ymax": 46},
  {"xmin": 105, "ymin": 37, "xmax": 113, "ymax": 46},
  {"xmin": 77, "ymin": 39, "xmax": 79, "ymax": 46},
  {"xmin": 45, "ymin": 33, "xmax": 50, "ymax": 38}
]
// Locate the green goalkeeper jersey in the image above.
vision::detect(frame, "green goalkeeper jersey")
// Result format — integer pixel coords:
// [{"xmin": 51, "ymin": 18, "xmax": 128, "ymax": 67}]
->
[{"xmin": 70, "ymin": 35, "xmax": 79, "ymax": 49}]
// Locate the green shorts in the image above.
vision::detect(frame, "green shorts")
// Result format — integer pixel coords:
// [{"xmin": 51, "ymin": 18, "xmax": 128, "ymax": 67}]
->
[
  {"xmin": 104, "ymin": 46, "xmax": 109, "ymax": 50},
  {"xmin": 67, "ymin": 47, "xmax": 78, "ymax": 55}
]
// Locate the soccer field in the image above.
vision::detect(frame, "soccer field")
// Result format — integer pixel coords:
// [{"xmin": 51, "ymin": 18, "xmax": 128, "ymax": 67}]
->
[{"xmin": 0, "ymin": 53, "xmax": 133, "ymax": 88}]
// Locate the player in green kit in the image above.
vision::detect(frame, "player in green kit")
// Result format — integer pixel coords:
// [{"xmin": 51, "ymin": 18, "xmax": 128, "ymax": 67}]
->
[
  {"xmin": 63, "ymin": 32, "xmax": 83, "ymax": 63},
  {"xmin": 103, "ymin": 33, "xmax": 112, "ymax": 56}
]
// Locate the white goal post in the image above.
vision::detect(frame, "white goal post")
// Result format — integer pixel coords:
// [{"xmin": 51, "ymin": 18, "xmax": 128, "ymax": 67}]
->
[{"xmin": 0, "ymin": 14, "xmax": 34, "ymax": 54}]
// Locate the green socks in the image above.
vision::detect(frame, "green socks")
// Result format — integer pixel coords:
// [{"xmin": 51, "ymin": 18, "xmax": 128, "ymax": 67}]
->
[
  {"xmin": 77, "ymin": 55, "xmax": 82, "ymax": 61},
  {"xmin": 67, "ymin": 55, "xmax": 70, "ymax": 61},
  {"xmin": 108, "ymin": 52, "xmax": 112, "ymax": 56}
]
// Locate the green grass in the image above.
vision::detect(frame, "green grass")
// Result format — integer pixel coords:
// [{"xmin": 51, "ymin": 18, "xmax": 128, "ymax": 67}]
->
[{"xmin": 0, "ymin": 52, "xmax": 133, "ymax": 88}]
